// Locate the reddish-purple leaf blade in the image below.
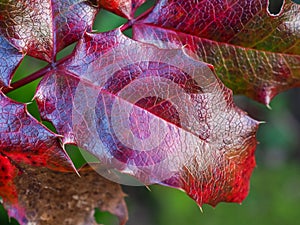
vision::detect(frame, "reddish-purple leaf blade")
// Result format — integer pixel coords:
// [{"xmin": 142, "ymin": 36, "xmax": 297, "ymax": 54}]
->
[
  {"xmin": 136, "ymin": 0, "xmax": 300, "ymax": 104},
  {"xmin": 133, "ymin": 24, "xmax": 300, "ymax": 105},
  {"xmin": 0, "ymin": 92, "xmax": 74, "ymax": 171},
  {"xmin": 0, "ymin": 36, "xmax": 24, "ymax": 87},
  {"xmin": 35, "ymin": 29, "xmax": 128, "ymax": 144},
  {"xmin": 36, "ymin": 29, "xmax": 259, "ymax": 206},
  {"xmin": 141, "ymin": 0, "xmax": 299, "ymax": 53},
  {"xmin": 35, "ymin": 70, "xmax": 79, "ymax": 144},
  {"xmin": 4, "ymin": 165, "xmax": 128, "ymax": 225},
  {"xmin": 0, "ymin": 0, "xmax": 99, "ymax": 62},
  {"xmin": 99, "ymin": 0, "xmax": 146, "ymax": 19}
]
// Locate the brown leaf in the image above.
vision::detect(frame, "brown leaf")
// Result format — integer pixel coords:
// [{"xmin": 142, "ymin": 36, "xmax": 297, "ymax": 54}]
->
[{"xmin": 4, "ymin": 164, "xmax": 128, "ymax": 225}]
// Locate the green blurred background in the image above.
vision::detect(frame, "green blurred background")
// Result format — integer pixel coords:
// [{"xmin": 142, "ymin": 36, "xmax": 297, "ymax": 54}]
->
[{"xmin": 1, "ymin": 0, "xmax": 300, "ymax": 224}]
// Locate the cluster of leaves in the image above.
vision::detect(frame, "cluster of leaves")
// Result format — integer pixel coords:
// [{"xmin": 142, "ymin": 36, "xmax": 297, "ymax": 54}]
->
[{"xmin": 0, "ymin": 0, "xmax": 299, "ymax": 224}]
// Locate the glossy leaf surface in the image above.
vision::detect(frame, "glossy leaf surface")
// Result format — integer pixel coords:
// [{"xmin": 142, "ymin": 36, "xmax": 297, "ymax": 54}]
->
[
  {"xmin": 4, "ymin": 0, "xmax": 299, "ymax": 223},
  {"xmin": 35, "ymin": 71, "xmax": 78, "ymax": 144},
  {"xmin": 135, "ymin": 0, "xmax": 300, "ymax": 104},
  {"xmin": 36, "ymin": 29, "xmax": 259, "ymax": 206},
  {"xmin": 0, "ymin": 92, "xmax": 73, "ymax": 171},
  {"xmin": 0, "ymin": 0, "xmax": 99, "ymax": 62}
]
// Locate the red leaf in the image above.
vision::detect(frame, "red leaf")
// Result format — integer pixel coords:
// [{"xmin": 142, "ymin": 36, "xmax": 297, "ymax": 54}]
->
[
  {"xmin": 99, "ymin": 0, "xmax": 146, "ymax": 19},
  {"xmin": 134, "ymin": 0, "xmax": 300, "ymax": 104},
  {"xmin": 0, "ymin": 0, "xmax": 99, "ymax": 62},
  {"xmin": 0, "ymin": 91, "xmax": 75, "ymax": 207},
  {"xmin": 36, "ymin": 29, "xmax": 259, "ymax": 206},
  {"xmin": 0, "ymin": 36, "xmax": 24, "ymax": 87},
  {"xmin": 35, "ymin": 70, "xmax": 79, "ymax": 144},
  {"xmin": 0, "ymin": 155, "xmax": 18, "ymax": 205}
]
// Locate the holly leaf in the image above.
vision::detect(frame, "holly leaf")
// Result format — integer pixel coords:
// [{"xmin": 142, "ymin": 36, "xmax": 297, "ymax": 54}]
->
[
  {"xmin": 0, "ymin": 92, "xmax": 74, "ymax": 171},
  {"xmin": 99, "ymin": 0, "xmax": 146, "ymax": 19},
  {"xmin": 0, "ymin": 91, "xmax": 75, "ymax": 218},
  {"xmin": 35, "ymin": 29, "xmax": 259, "ymax": 207},
  {"xmin": 35, "ymin": 71, "xmax": 79, "ymax": 144},
  {"xmin": 133, "ymin": 0, "xmax": 300, "ymax": 104},
  {"xmin": 4, "ymin": 164, "xmax": 128, "ymax": 225},
  {"xmin": 0, "ymin": 0, "xmax": 100, "ymax": 62}
]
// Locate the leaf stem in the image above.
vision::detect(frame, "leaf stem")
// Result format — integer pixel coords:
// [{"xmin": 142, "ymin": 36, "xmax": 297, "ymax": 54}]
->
[
  {"xmin": 2, "ymin": 65, "xmax": 52, "ymax": 94},
  {"xmin": 121, "ymin": 5, "xmax": 155, "ymax": 31}
]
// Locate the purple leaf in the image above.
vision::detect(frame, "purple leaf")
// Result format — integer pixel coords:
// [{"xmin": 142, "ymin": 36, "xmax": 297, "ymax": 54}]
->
[{"xmin": 36, "ymin": 29, "xmax": 259, "ymax": 206}]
